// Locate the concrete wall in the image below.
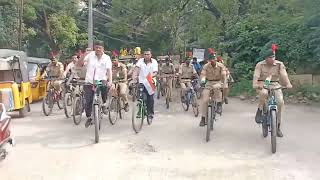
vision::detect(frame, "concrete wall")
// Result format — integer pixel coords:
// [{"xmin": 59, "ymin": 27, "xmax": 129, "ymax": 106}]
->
[{"xmin": 290, "ymin": 74, "xmax": 320, "ymax": 86}]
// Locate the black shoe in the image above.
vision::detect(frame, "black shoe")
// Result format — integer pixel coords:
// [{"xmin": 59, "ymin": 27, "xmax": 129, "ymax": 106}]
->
[
  {"xmin": 181, "ymin": 96, "xmax": 185, "ymax": 103},
  {"xmin": 148, "ymin": 114, "xmax": 154, "ymax": 120},
  {"xmin": 85, "ymin": 118, "xmax": 92, "ymax": 128},
  {"xmin": 277, "ymin": 124, "xmax": 284, "ymax": 137},
  {"xmin": 199, "ymin": 117, "xmax": 206, "ymax": 127},
  {"xmin": 124, "ymin": 103, "xmax": 129, "ymax": 112},
  {"xmin": 224, "ymin": 98, "xmax": 229, "ymax": 104},
  {"xmin": 102, "ymin": 103, "xmax": 108, "ymax": 114},
  {"xmin": 255, "ymin": 109, "xmax": 263, "ymax": 124},
  {"xmin": 216, "ymin": 102, "xmax": 222, "ymax": 115}
]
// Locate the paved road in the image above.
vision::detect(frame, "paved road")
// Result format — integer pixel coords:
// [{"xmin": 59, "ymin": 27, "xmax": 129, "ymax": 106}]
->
[{"xmin": 1, "ymin": 96, "xmax": 320, "ymax": 180}]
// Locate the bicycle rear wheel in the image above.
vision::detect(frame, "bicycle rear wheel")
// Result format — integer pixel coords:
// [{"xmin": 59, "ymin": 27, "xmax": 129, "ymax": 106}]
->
[
  {"xmin": 94, "ymin": 104, "xmax": 100, "ymax": 143},
  {"xmin": 132, "ymin": 102, "xmax": 144, "ymax": 133},
  {"xmin": 270, "ymin": 110, "xmax": 277, "ymax": 153},
  {"xmin": 72, "ymin": 96, "xmax": 83, "ymax": 125},
  {"xmin": 42, "ymin": 91, "xmax": 53, "ymax": 116},
  {"xmin": 63, "ymin": 92, "xmax": 73, "ymax": 118},
  {"xmin": 108, "ymin": 97, "xmax": 119, "ymax": 125},
  {"xmin": 206, "ymin": 105, "xmax": 212, "ymax": 142}
]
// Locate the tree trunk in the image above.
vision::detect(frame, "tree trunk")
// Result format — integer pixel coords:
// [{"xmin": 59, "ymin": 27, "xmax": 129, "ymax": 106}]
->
[{"xmin": 203, "ymin": 0, "xmax": 221, "ymax": 19}]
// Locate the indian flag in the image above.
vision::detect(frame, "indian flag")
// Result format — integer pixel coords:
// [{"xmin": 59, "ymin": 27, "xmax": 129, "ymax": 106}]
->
[{"xmin": 142, "ymin": 73, "xmax": 156, "ymax": 95}]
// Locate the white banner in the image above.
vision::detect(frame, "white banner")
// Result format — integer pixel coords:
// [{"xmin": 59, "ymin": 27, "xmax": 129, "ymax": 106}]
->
[{"xmin": 193, "ymin": 48, "xmax": 205, "ymax": 62}]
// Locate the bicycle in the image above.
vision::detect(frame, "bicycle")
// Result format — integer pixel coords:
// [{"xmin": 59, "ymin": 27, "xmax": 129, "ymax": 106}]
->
[
  {"xmin": 161, "ymin": 75, "xmax": 174, "ymax": 109},
  {"xmin": 63, "ymin": 78, "xmax": 76, "ymax": 118},
  {"xmin": 191, "ymin": 78, "xmax": 202, "ymax": 99},
  {"xmin": 128, "ymin": 79, "xmax": 138, "ymax": 102},
  {"xmin": 261, "ymin": 86, "xmax": 285, "ymax": 153},
  {"xmin": 42, "ymin": 77, "xmax": 64, "ymax": 116},
  {"xmin": 180, "ymin": 80, "xmax": 199, "ymax": 117},
  {"xmin": 82, "ymin": 80, "xmax": 106, "ymax": 143},
  {"xmin": 156, "ymin": 77, "xmax": 164, "ymax": 99},
  {"xmin": 108, "ymin": 80, "xmax": 126, "ymax": 125},
  {"xmin": 205, "ymin": 88, "xmax": 219, "ymax": 142},
  {"xmin": 72, "ymin": 80, "xmax": 86, "ymax": 125},
  {"xmin": 132, "ymin": 83, "xmax": 151, "ymax": 133}
]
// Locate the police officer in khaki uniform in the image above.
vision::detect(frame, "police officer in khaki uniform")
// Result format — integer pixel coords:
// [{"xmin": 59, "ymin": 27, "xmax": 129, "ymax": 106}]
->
[
  {"xmin": 161, "ymin": 57, "xmax": 175, "ymax": 101},
  {"xmin": 199, "ymin": 51, "xmax": 227, "ymax": 126},
  {"xmin": 112, "ymin": 57, "xmax": 129, "ymax": 112},
  {"xmin": 179, "ymin": 58, "xmax": 197, "ymax": 101},
  {"xmin": 253, "ymin": 49, "xmax": 292, "ymax": 137},
  {"xmin": 217, "ymin": 56, "xmax": 234, "ymax": 104},
  {"xmin": 42, "ymin": 56, "xmax": 64, "ymax": 92}
]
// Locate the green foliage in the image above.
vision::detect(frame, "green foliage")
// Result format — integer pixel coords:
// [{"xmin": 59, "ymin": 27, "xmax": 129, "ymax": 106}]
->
[
  {"xmin": 0, "ymin": 0, "xmax": 18, "ymax": 49},
  {"xmin": 229, "ymin": 79, "xmax": 255, "ymax": 97},
  {"xmin": 48, "ymin": 14, "xmax": 79, "ymax": 49}
]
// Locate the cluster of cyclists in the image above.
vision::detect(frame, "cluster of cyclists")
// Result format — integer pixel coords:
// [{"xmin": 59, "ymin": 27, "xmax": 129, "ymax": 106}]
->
[{"xmin": 41, "ymin": 40, "xmax": 293, "ymax": 150}]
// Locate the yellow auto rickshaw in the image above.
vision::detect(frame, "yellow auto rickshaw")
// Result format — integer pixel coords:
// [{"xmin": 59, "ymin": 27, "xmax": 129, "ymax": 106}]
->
[
  {"xmin": 0, "ymin": 49, "xmax": 32, "ymax": 117},
  {"xmin": 27, "ymin": 57, "xmax": 50, "ymax": 101}
]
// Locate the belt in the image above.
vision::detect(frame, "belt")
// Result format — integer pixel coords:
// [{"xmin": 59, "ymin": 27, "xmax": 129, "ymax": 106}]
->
[
  {"xmin": 181, "ymin": 78, "xmax": 190, "ymax": 79},
  {"xmin": 164, "ymin": 73, "xmax": 173, "ymax": 74},
  {"xmin": 207, "ymin": 79, "xmax": 221, "ymax": 81},
  {"xmin": 258, "ymin": 80, "xmax": 279, "ymax": 82}
]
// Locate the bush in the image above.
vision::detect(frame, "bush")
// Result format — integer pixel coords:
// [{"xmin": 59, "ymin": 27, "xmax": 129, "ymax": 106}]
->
[
  {"xmin": 285, "ymin": 85, "xmax": 320, "ymax": 102},
  {"xmin": 229, "ymin": 79, "xmax": 255, "ymax": 97}
]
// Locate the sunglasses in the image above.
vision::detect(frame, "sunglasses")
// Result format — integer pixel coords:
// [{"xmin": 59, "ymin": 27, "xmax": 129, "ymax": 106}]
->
[{"xmin": 144, "ymin": 54, "xmax": 151, "ymax": 55}]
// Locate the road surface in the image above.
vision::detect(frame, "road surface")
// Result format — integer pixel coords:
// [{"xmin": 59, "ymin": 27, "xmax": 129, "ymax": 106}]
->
[{"xmin": 1, "ymin": 96, "xmax": 320, "ymax": 180}]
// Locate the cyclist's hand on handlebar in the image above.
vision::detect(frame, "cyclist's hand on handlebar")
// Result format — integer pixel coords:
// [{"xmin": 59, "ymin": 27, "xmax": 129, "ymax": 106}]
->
[
  {"xmin": 257, "ymin": 84, "xmax": 264, "ymax": 90},
  {"xmin": 286, "ymin": 84, "xmax": 293, "ymax": 89},
  {"xmin": 200, "ymin": 80, "xmax": 206, "ymax": 87}
]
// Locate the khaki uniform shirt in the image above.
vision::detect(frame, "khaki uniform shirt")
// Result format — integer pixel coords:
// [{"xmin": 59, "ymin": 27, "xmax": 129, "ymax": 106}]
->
[
  {"xmin": 201, "ymin": 62, "xmax": 226, "ymax": 81},
  {"xmin": 179, "ymin": 63, "xmax": 196, "ymax": 79},
  {"xmin": 46, "ymin": 62, "xmax": 64, "ymax": 78},
  {"xmin": 112, "ymin": 62, "xmax": 127, "ymax": 81},
  {"xmin": 161, "ymin": 63, "xmax": 175, "ymax": 74},
  {"xmin": 253, "ymin": 60, "xmax": 291, "ymax": 88}
]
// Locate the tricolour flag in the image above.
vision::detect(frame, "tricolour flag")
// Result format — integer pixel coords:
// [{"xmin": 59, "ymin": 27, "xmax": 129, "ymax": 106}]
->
[{"xmin": 142, "ymin": 73, "xmax": 156, "ymax": 95}]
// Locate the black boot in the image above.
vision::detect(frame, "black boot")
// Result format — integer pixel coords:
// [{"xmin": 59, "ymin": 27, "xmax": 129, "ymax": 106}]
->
[
  {"xmin": 216, "ymin": 102, "xmax": 222, "ymax": 115},
  {"xmin": 124, "ymin": 103, "xmax": 129, "ymax": 112},
  {"xmin": 199, "ymin": 117, "xmax": 206, "ymax": 127},
  {"xmin": 85, "ymin": 117, "xmax": 92, "ymax": 128},
  {"xmin": 224, "ymin": 97, "xmax": 229, "ymax": 104},
  {"xmin": 255, "ymin": 109, "xmax": 263, "ymax": 124},
  {"xmin": 277, "ymin": 124, "xmax": 283, "ymax": 137}
]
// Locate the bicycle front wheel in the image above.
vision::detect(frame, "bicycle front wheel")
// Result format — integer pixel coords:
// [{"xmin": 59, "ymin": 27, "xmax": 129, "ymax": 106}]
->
[
  {"xmin": 63, "ymin": 93, "xmax": 73, "ymax": 118},
  {"xmin": 108, "ymin": 97, "xmax": 119, "ymax": 125},
  {"xmin": 94, "ymin": 104, "xmax": 100, "ymax": 143},
  {"xmin": 206, "ymin": 105, "xmax": 212, "ymax": 142},
  {"xmin": 132, "ymin": 102, "xmax": 144, "ymax": 133},
  {"xmin": 165, "ymin": 87, "xmax": 170, "ymax": 109},
  {"xmin": 181, "ymin": 90, "xmax": 189, "ymax": 111},
  {"xmin": 42, "ymin": 92, "xmax": 53, "ymax": 116},
  {"xmin": 191, "ymin": 94, "xmax": 199, "ymax": 117},
  {"xmin": 270, "ymin": 110, "xmax": 277, "ymax": 153},
  {"xmin": 72, "ymin": 96, "xmax": 83, "ymax": 125}
]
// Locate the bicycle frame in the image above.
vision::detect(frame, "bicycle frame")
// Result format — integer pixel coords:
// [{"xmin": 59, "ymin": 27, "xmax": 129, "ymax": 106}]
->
[{"xmin": 137, "ymin": 85, "xmax": 148, "ymax": 117}]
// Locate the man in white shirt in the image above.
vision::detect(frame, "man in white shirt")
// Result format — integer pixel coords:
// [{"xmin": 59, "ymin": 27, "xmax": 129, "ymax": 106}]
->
[
  {"xmin": 132, "ymin": 48, "xmax": 158, "ymax": 120},
  {"xmin": 79, "ymin": 41, "xmax": 112, "ymax": 128},
  {"xmin": 63, "ymin": 54, "xmax": 78, "ymax": 77}
]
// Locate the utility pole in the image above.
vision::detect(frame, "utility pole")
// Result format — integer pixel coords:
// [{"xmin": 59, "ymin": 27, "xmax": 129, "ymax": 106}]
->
[
  {"xmin": 18, "ymin": 0, "xmax": 24, "ymax": 50},
  {"xmin": 88, "ymin": 0, "xmax": 93, "ymax": 49}
]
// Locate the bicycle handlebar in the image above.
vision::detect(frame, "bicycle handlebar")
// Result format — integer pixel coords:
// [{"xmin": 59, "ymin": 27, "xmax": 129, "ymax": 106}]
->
[{"xmin": 263, "ymin": 86, "xmax": 286, "ymax": 90}]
